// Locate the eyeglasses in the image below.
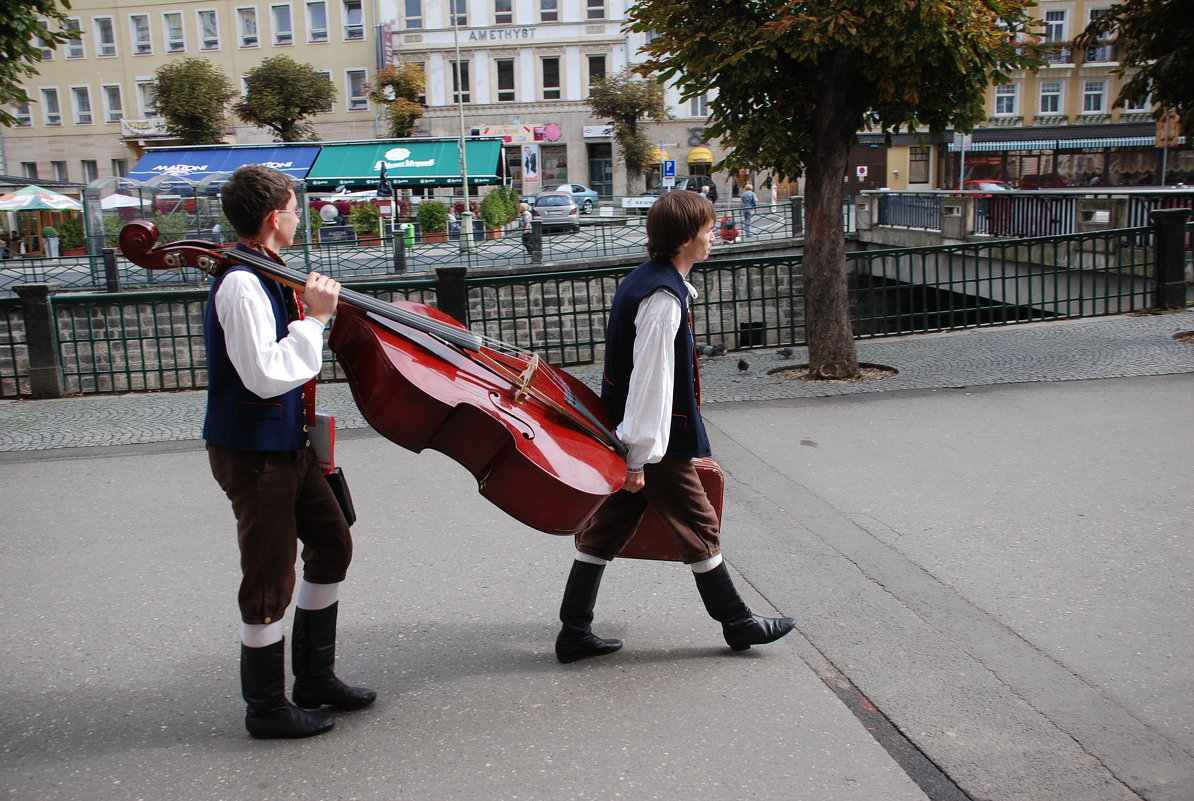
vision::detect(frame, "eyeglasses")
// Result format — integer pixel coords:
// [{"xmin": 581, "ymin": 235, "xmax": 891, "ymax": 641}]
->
[{"xmin": 275, "ymin": 209, "xmax": 300, "ymax": 217}]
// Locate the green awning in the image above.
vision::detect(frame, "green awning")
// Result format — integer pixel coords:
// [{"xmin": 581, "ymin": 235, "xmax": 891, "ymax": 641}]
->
[{"xmin": 305, "ymin": 139, "xmax": 503, "ymax": 188}]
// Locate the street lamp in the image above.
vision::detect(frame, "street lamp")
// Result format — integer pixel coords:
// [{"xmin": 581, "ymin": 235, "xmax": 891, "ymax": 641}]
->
[{"xmin": 451, "ymin": 1, "xmax": 474, "ymax": 253}]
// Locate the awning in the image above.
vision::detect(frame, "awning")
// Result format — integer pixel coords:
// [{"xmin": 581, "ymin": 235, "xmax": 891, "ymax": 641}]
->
[
  {"xmin": 128, "ymin": 146, "xmax": 321, "ymax": 183},
  {"xmin": 687, "ymin": 146, "xmax": 714, "ymax": 164},
  {"xmin": 949, "ymin": 135, "xmax": 1162, "ymax": 152},
  {"xmin": 649, "ymin": 147, "xmax": 671, "ymax": 163},
  {"xmin": 305, "ymin": 140, "xmax": 503, "ymax": 188}
]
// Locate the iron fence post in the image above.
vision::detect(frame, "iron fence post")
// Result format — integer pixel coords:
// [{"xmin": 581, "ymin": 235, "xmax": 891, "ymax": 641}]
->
[
  {"xmin": 13, "ymin": 283, "xmax": 64, "ymax": 398},
  {"xmin": 531, "ymin": 220, "xmax": 543, "ymax": 265},
  {"xmin": 393, "ymin": 229, "xmax": 407, "ymax": 274},
  {"xmin": 1149, "ymin": 208, "xmax": 1191, "ymax": 309},
  {"xmin": 102, "ymin": 248, "xmax": 121, "ymax": 292},
  {"xmin": 789, "ymin": 196, "xmax": 804, "ymax": 238},
  {"xmin": 435, "ymin": 266, "xmax": 470, "ymax": 324}
]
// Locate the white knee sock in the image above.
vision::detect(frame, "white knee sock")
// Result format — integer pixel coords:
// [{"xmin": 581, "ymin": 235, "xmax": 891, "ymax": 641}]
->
[
  {"xmin": 296, "ymin": 579, "xmax": 341, "ymax": 611},
  {"xmin": 689, "ymin": 554, "xmax": 723, "ymax": 574},
  {"xmin": 574, "ymin": 552, "xmax": 610, "ymax": 566},
  {"xmin": 241, "ymin": 620, "xmax": 285, "ymax": 648}
]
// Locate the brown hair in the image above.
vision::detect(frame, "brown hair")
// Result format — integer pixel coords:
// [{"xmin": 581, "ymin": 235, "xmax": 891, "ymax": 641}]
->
[
  {"xmin": 220, "ymin": 164, "xmax": 296, "ymax": 237},
  {"xmin": 645, "ymin": 190, "xmax": 715, "ymax": 262}
]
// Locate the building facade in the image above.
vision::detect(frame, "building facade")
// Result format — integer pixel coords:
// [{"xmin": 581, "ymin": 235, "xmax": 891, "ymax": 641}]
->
[
  {"xmin": 383, "ymin": 0, "xmax": 734, "ymax": 199},
  {"xmin": 3, "ymin": 0, "xmax": 384, "ymax": 186},
  {"xmin": 874, "ymin": 0, "xmax": 1189, "ymax": 192}
]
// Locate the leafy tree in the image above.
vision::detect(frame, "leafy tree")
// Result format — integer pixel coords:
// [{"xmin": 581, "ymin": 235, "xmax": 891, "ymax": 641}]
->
[
  {"xmin": 234, "ymin": 55, "xmax": 337, "ymax": 142},
  {"xmin": 585, "ymin": 69, "xmax": 670, "ymax": 193},
  {"xmin": 152, "ymin": 58, "xmax": 235, "ymax": 144},
  {"xmin": 1, "ymin": 0, "xmax": 73, "ymax": 127},
  {"xmin": 630, "ymin": 0, "xmax": 1043, "ymax": 378},
  {"xmin": 1078, "ymin": 0, "xmax": 1194, "ymax": 135},
  {"xmin": 369, "ymin": 63, "xmax": 425, "ymax": 138}
]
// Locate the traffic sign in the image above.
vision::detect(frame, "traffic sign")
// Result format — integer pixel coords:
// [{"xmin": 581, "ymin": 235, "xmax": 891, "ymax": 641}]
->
[{"xmin": 662, "ymin": 160, "xmax": 676, "ymax": 178}]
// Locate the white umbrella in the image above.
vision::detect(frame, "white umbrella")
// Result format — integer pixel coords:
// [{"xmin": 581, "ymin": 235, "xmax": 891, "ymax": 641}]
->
[
  {"xmin": 0, "ymin": 184, "xmax": 83, "ymax": 212},
  {"xmin": 100, "ymin": 194, "xmax": 147, "ymax": 209}
]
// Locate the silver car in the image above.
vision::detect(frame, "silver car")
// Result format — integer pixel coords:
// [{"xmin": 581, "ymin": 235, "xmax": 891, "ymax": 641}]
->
[{"xmin": 531, "ymin": 191, "xmax": 580, "ymax": 232}]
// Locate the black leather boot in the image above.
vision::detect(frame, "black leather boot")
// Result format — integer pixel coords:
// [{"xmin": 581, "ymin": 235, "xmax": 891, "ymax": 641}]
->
[
  {"xmin": 694, "ymin": 562, "xmax": 795, "ymax": 651},
  {"xmin": 291, "ymin": 603, "xmax": 377, "ymax": 711},
  {"xmin": 555, "ymin": 560, "xmax": 623, "ymax": 663},
  {"xmin": 241, "ymin": 640, "xmax": 334, "ymax": 739}
]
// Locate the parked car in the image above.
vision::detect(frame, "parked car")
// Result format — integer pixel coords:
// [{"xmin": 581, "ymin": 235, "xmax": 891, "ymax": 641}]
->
[
  {"xmin": 1018, "ymin": 173, "xmax": 1070, "ymax": 189},
  {"xmin": 641, "ymin": 176, "xmax": 719, "ymax": 203},
  {"xmin": 531, "ymin": 191, "xmax": 580, "ymax": 232},
  {"xmin": 962, "ymin": 179, "xmax": 1014, "ymax": 192},
  {"xmin": 550, "ymin": 183, "xmax": 599, "ymax": 214}
]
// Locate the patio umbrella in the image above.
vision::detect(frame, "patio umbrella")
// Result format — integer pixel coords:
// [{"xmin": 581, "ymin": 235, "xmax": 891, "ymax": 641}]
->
[
  {"xmin": 100, "ymin": 194, "xmax": 147, "ymax": 210},
  {"xmin": 0, "ymin": 185, "xmax": 83, "ymax": 212}
]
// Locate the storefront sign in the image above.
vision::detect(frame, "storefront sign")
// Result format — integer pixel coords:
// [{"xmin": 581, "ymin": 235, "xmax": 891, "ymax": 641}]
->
[
  {"xmin": 584, "ymin": 125, "xmax": 614, "ymax": 138},
  {"xmin": 468, "ymin": 27, "xmax": 536, "ymax": 41}
]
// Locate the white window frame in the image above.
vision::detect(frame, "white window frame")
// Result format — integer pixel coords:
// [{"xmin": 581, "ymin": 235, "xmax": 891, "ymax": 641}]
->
[
  {"xmin": 52, "ymin": 161, "xmax": 69, "ymax": 182},
  {"xmin": 102, "ymin": 84, "xmax": 124, "ymax": 124},
  {"xmin": 451, "ymin": 60, "xmax": 470, "ymax": 104},
  {"xmin": 14, "ymin": 101, "xmax": 33, "ymax": 127},
  {"xmin": 994, "ymin": 83, "xmax": 1018, "ymax": 116},
  {"xmin": 272, "ymin": 4, "xmax": 294, "ymax": 45},
  {"xmin": 539, "ymin": 0, "xmax": 558, "ymax": 22},
  {"xmin": 1039, "ymin": 81, "xmax": 1062, "ymax": 114},
  {"xmin": 689, "ymin": 93, "xmax": 708, "ymax": 117},
  {"xmin": 314, "ymin": 70, "xmax": 335, "ymax": 111},
  {"xmin": 346, "ymin": 69, "xmax": 369, "ymax": 110},
  {"xmin": 198, "ymin": 9, "xmax": 220, "ymax": 50},
  {"xmin": 343, "ymin": 0, "xmax": 364, "ymax": 40},
  {"xmin": 496, "ymin": 58, "xmax": 515, "ymax": 102},
  {"xmin": 94, "ymin": 17, "xmax": 118, "ymax": 58},
  {"xmin": 541, "ymin": 56, "xmax": 560, "ymax": 101},
  {"xmin": 449, "ymin": 0, "xmax": 466, "ymax": 27},
  {"xmin": 41, "ymin": 88, "xmax": 62, "ymax": 126},
  {"xmin": 494, "ymin": 0, "xmax": 512, "ymax": 25},
  {"xmin": 307, "ymin": 1, "xmax": 329, "ymax": 42},
  {"xmin": 238, "ymin": 7, "xmax": 260, "ymax": 48},
  {"xmin": 71, "ymin": 85, "xmax": 93, "ymax": 125},
  {"xmin": 1043, "ymin": 10, "xmax": 1067, "ymax": 42},
  {"xmin": 36, "ymin": 22, "xmax": 54, "ymax": 60},
  {"xmin": 1082, "ymin": 80, "xmax": 1107, "ymax": 114},
  {"xmin": 130, "ymin": 14, "xmax": 153, "ymax": 55},
  {"xmin": 65, "ymin": 18, "xmax": 85, "ymax": 59},
  {"xmin": 403, "ymin": 0, "xmax": 422, "ymax": 29},
  {"xmin": 163, "ymin": 12, "xmax": 186, "ymax": 52},
  {"xmin": 1124, "ymin": 92, "xmax": 1151, "ymax": 112},
  {"xmin": 586, "ymin": 0, "xmax": 605, "ymax": 20},
  {"xmin": 136, "ymin": 79, "xmax": 158, "ymax": 116}
]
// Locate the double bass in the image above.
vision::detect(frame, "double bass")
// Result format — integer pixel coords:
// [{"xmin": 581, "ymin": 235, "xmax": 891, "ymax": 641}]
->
[{"xmin": 119, "ymin": 221, "xmax": 627, "ymax": 535}]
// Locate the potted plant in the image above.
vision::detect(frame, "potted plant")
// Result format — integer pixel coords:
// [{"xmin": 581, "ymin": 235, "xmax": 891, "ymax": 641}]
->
[
  {"xmin": 58, "ymin": 217, "xmax": 86, "ymax": 255},
  {"xmin": 480, "ymin": 188, "xmax": 517, "ymax": 239},
  {"xmin": 416, "ymin": 200, "xmax": 449, "ymax": 243},
  {"xmin": 348, "ymin": 202, "xmax": 381, "ymax": 243}
]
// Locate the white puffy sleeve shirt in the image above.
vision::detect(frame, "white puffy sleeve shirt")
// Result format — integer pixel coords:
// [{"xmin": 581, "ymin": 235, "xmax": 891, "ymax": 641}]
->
[
  {"xmin": 213, "ymin": 269, "xmax": 327, "ymax": 399},
  {"xmin": 615, "ymin": 281, "xmax": 698, "ymax": 471}
]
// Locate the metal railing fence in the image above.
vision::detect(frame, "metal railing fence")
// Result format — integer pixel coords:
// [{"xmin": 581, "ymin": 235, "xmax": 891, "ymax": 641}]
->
[{"xmin": 0, "ymin": 222, "xmax": 1184, "ymax": 398}]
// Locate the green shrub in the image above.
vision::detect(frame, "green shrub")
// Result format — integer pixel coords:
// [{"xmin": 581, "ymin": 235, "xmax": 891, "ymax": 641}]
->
[
  {"xmin": 480, "ymin": 187, "xmax": 519, "ymax": 232},
  {"xmin": 59, "ymin": 218, "xmax": 85, "ymax": 250},
  {"xmin": 348, "ymin": 202, "xmax": 380, "ymax": 236},
  {"xmin": 416, "ymin": 200, "xmax": 448, "ymax": 233}
]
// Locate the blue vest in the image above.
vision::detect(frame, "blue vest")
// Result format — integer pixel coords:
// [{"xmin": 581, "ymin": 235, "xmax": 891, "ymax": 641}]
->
[
  {"xmin": 203, "ymin": 258, "xmax": 308, "ymax": 451},
  {"xmin": 601, "ymin": 258, "xmax": 711, "ymax": 459}
]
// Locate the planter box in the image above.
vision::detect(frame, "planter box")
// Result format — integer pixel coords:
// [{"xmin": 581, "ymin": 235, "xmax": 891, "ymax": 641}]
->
[{"xmin": 422, "ymin": 231, "xmax": 447, "ymax": 244}]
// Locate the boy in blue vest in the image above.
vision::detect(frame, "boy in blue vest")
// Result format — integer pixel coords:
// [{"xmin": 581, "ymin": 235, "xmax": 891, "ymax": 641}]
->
[
  {"xmin": 555, "ymin": 190, "xmax": 795, "ymax": 663},
  {"xmin": 206, "ymin": 164, "xmax": 375, "ymax": 738}
]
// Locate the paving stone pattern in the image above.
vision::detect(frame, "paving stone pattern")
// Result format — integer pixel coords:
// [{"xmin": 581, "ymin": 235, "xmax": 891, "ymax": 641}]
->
[{"xmin": 2, "ymin": 310, "xmax": 1192, "ymax": 452}]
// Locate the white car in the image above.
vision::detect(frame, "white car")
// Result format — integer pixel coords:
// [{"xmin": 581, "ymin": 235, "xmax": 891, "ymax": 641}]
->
[{"xmin": 549, "ymin": 183, "xmax": 599, "ymax": 214}]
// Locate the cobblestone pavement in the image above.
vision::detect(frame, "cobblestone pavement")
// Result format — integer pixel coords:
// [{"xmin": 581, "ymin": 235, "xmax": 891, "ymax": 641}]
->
[{"xmin": 2, "ymin": 309, "xmax": 1192, "ymax": 452}]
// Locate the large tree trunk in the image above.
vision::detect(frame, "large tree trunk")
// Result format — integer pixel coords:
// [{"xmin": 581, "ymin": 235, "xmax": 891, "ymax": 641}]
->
[{"xmin": 802, "ymin": 59, "xmax": 862, "ymax": 379}]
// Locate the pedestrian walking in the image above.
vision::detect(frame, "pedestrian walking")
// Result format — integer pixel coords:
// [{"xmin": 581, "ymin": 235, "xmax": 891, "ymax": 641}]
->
[
  {"xmin": 206, "ymin": 164, "xmax": 375, "ymax": 739},
  {"xmin": 41, "ymin": 225, "xmax": 59, "ymax": 258},
  {"xmin": 552, "ymin": 190, "xmax": 795, "ymax": 663},
  {"xmin": 518, "ymin": 201, "xmax": 534, "ymax": 255},
  {"xmin": 740, "ymin": 183, "xmax": 757, "ymax": 236}
]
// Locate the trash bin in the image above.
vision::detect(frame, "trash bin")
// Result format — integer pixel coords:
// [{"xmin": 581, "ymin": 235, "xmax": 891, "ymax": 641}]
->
[{"xmin": 402, "ymin": 223, "xmax": 416, "ymax": 247}]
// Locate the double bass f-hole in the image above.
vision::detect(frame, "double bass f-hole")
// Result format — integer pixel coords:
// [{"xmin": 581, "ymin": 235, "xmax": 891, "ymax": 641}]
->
[{"xmin": 487, "ymin": 391, "xmax": 535, "ymax": 441}]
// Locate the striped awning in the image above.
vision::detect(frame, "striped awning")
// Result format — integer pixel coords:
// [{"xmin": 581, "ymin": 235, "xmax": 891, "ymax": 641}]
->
[
  {"xmin": 950, "ymin": 135, "xmax": 1166, "ymax": 152},
  {"xmin": 949, "ymin": 140, "xmax": 1054, "ymax": 152},
  {"xmin": 1056, "ymin": 136, "xmax": 1156, "ymax": 149}
]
